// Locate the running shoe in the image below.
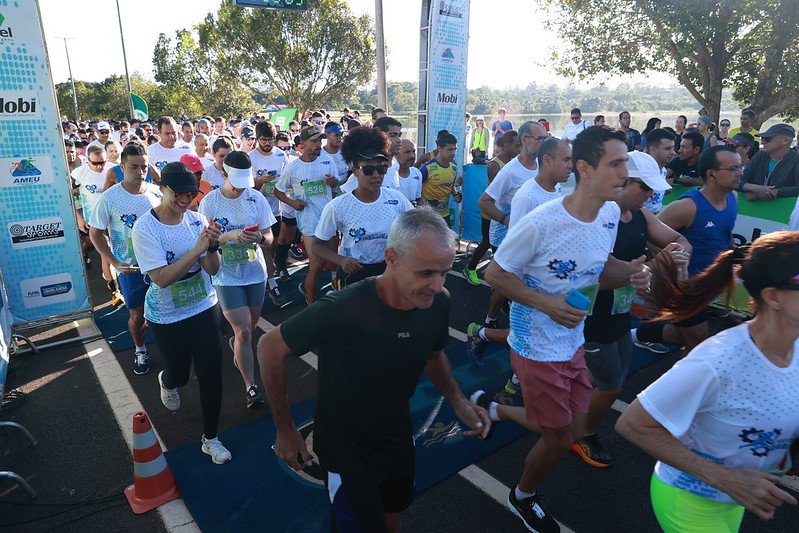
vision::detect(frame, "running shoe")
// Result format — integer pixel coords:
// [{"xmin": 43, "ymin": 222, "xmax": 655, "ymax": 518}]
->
[
  {"xmin": 268, "ymin": 286, "xmax": 287, "ymax": 306},
  {"xmin": 571, "ymin": 433, "xmax": 612, "ymax": 468},
  {"xmin": 470, "ymin": 389, "xmax": 491, "ymax": 411},
  {"xmin": 201, "ymin": 435, "xmax": 232, "ymax": 464},
  {"xmin": 133, "ymin": 350, "xmax": 149, "ymax": 375},
  {"xmin": 634, "ymin": 341, "xmax": 671, "ymax": 354},
  {"xmin": 485, "ymin": 318, "xmax": 498, "ymax": 329},
  {"xmin": 289, "ymin": 243, "xmax": 306, "ymax": 260},
  {"xmin": 507, "ymin": 489, "xmax": 560, "ymax": 533},
  {"xmin": 504, "ymin": 374, "xmax": 520, "ymax": 395},
  {"xmin": 158, "ymin": 371, "xmax": 180, "ymax": 411},
  {"xmin": 246, "ymin": 384, "xmax": 264, "ymax": 409},
  {"xmin": 278, "ymin": 268, "xmax": 291, "ymax": 282},
  {"xmin": 466, "ymin": 322, "xmax": 488, "ymax": 366},
  {"xmin": 463, "ymin": 267, "xmax": 481, "ymax": 285}
]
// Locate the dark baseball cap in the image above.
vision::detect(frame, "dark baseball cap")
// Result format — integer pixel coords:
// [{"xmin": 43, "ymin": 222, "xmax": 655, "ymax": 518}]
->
[
  {"xmin": 160, "ymin": 162, "xmax": 201, "ymax": 193},
  {"xmin": 723, "ymin": 133, "xmax": 756, "ymax": 147},
  {"xmin": 756, "ymin": 123, "xmax": 795, "ymax": 139},
  {"xmin": 241, "ymin": 126, "xmax": 255, "ymax": 140},
  {"xmin": 299, "ymin": 126, "xmax": 326, "ymax": 142}
]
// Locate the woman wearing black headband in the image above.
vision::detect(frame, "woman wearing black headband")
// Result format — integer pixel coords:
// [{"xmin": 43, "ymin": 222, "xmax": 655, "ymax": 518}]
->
[{"xmin": 617, "ymin": 231, "xmax": 799, "ymax": 531}]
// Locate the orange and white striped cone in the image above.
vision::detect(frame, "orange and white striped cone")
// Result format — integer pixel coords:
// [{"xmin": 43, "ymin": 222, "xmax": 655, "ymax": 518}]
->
[{"xmin": 124, "ymin": 411, "xmax": 180, "ymax": 514}]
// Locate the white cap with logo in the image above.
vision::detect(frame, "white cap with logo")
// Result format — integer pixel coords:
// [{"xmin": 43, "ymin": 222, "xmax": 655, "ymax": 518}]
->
[{"xmin": 627, "ymin": 151, "xmax": 671, "ymax": 191}]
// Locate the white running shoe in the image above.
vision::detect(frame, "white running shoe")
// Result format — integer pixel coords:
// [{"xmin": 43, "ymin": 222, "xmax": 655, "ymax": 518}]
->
[
  {"xmin": 158, "ymin": 371, "xmax": 180, "ymax": 411},
  {"xmin": 201, "ymin": 436, "xmax": 232, "ymax": 464}
]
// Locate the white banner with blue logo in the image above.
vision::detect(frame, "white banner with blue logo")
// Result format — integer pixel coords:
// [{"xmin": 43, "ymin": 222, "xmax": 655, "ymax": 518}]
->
[
  {"xmin": 0, "ymin": 2, "xmax": 90, "ymax": 325},
  {"xmin": 425, "ymin": 0, "xmax": 470, "ymax": 166}
]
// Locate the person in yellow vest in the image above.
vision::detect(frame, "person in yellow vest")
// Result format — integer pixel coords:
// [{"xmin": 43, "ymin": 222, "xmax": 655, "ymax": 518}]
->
[
  {"xmin": 470, "ymin": 116, "xmax": 489, "ymax": 164},
  {"xmin": 420, "ymin": 132, "xmax": 461, "ymax": 227}
]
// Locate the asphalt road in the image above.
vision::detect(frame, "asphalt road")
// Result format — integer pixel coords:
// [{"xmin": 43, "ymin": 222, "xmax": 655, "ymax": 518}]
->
[{"xmin": 2, "ymin": 245, "xmax": 798, "ymax": 532}]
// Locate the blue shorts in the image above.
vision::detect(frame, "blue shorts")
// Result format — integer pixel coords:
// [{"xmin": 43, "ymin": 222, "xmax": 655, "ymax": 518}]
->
[
  {"xmin": 117, "ymin": 271, "xmax": 148, "ymax": 309},
  {"xmin": 215, "ymin": 282, "xmax": 266, "ymax": 312}
]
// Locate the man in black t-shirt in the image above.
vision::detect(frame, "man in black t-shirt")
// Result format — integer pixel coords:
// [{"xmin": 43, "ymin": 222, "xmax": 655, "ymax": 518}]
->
[
  {"xmin": 258, "ymin": 207, "xmax": 490, "ymax": 533},
  {"xmin": 667, "ymin": 131, "xmax": 704, "ymax": 186}
]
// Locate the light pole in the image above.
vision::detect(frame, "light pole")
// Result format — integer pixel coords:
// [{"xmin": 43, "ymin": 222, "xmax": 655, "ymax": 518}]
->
[
  {"xmin": 115, "ymin": 0, "xmax": 135, "ymax": 120},
  {"xmin": 374, "ymin": 0, "xmax": 388, "ymax": 112},
  {"xmin": 56, "ymin": 37, "xmax": 80, "ymax": 123}
]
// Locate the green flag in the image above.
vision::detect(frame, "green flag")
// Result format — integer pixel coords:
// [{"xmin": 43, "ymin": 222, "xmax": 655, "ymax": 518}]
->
[
  {"xmin": 130, "ymin": 93, "xmax": 148, "ymax": 121},
  {"xmin": 270, "ymin": 108, "xmax": 297, "ymax": 130}
]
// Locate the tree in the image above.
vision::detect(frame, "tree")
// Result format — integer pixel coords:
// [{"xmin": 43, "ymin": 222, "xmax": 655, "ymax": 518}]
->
[
  {"xmin": 55, "ymin": 73, "xmax": 167, "ymax": 121},
  {"xmin": 545, "ymin": 0, "xmax": 799, "ymax": 127},
  {"xmin": 200, "ymin": 0, "xmax": 376, "ymax": 113}
]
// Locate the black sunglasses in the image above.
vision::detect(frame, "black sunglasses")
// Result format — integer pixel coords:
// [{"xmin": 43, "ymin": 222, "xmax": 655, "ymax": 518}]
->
[
  {"xmin": 276, "ymin": 146, "xmax": 291, "ymax": 151},
  {"xmin": 358, "ymin": 164, "xmax": 388, "ymax": 176},
  {"xmin": 627, "ymin": 177, "xmax": 652, "ymax": 192}
]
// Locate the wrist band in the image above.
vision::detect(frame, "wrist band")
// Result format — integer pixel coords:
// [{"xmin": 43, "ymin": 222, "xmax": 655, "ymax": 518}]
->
[{"xmin": 207, "ymin": 242, "xmax": 220, "ymax": 253}]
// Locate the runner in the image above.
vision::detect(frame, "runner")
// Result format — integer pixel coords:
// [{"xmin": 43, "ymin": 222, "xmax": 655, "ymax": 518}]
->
[
  {"xmin": 396, "ymin": 138, "xmax": 422, "ymax": 205},
  {"xmin": 420, "ymin": 131, "xmax": 461, "ymax": 227},
  {"xmin": 147, "ymin": 116, "xmax": 193, "ymax": 171},
  {"xmin": 88, "ymin": 144, "xmax": 162, "ymax": 375},
  {"xmin": 342, "ymin": 117, "xmax": 403, "ymax": 193},
  {"xmin": 248, "ymin": 121, "xmax": 288, "ymax": 306},
  {"xmin": 477, "ymin": 121, "xmax": 547, "ymax": 332},
  {"xmin": 321, "ymin": 121, "xmax": 349, "ymax": 183},
  {"xmin": 617, "ymin": 231, "xmax": 799, "ymax": 532},
  {"xmin": 202, "ymin": 136, "xmax": 235, "ymax": 190},
  {"xmin": 72, "ymin": 145, "xmax": 120, "ymax": 304},
  {"xmin": 274, "ymin": 127, "xmax": 339, "ymax": 304},
  {"xmin": 258, "ymin": 207, "xmax": 490, "ymax": 532},
  {"xmin": 573, "ymin": 151, "xmax": 689, "ymax": 468},
  {"xmin": 462, "ymin": 131, "xmax": 520, "ymax": 286},
  {"xmin": 131, "ymin": 161, "xmax": 231, "ymax": 465},
  {"xmin": 311, "ymin": 127, "xmax": 413, "ymax": 288},
  {"xmin": 180, "ymin": 154, "xmax": 213, "ymax": 212},
  {"xmin": 484, "ymin": 126, "xmax": 650, "ymax": 532},
  {"xmin": 467, "ymin": 138, "xmax": 570, "ymax": 369},
  {"xmin": 199, "ymin": 151, "xmax": 276, "ymax": 408}
]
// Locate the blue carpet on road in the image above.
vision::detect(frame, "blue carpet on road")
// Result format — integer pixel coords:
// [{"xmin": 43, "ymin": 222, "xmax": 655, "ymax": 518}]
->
[
  {"xmin": 261, "ymin": 266, "xmax": 333, "ymax": 314},
  {"xmin": 93, "ymin": 304, "xmax": 153, "ymax": 352},
  {"xmin": 163, "ymin": 341, "xmax": 528, "ymax": 532}
]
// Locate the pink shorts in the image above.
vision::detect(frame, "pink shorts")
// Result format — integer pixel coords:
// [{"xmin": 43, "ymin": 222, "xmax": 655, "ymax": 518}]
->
[{"xmin": 510, "ymin": 347, "xmax": 592, "ymax": 429}]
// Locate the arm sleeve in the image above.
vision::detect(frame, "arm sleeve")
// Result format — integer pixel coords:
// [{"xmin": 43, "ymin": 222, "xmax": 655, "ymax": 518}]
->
[
  {"xmin": 398, "ymin": 193, "xmax": 414, "ymax": 211},
  {"xmin": 509, "ymin": 195, "xmax": 533, "ymax": 227},
  {"xmin": 637, "ymin": 356, "xmax": 719, "ymax": 438},
  {"xmin": 275, "ymin": 165, "xmax": 292, "ymax": 193},
  {"xmin": 197, "ymin": 193, "xmax": 212, "ymax": 221},
  {"xmin": 280, "ymin": 298, "xmax": 341, "ymax": 355},
  {"xmin": 432, "ymin": 291, "xmax": 451, "ymax": 351},
  {"xmin": 314, "ymin": 201, "xmax": 338, "ymax": 241},
  {"xmin": 257, "ymin": 194, "xmax": 277, "ymax": 228},
  {"xmin": 419, "ymin": 162, "xmax": 429, "ymax": 182},
  {"xmin": 493, "ymin": 214, "xmax": 541, "ymax": 276},
  {"xmin": 484, "ymin": 170, "xmax": 508, "ymax": 201},
  {"xmin": 88, "ymin": 194, "xmax": 110, "ymax": 229}
]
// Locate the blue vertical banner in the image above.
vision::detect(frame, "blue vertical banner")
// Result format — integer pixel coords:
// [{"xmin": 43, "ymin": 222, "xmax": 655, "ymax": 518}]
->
[
  {"xmin": 425, "ymin": 0, "xmax": 470, "ymax": 166},
  {"xmin": 0, "ymin": 1, "xmax": 90, "ymax": 325}
]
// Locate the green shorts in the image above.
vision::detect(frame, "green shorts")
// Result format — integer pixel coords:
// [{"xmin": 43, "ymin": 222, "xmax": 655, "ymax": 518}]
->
[{"xmin": 650, "ymin": 474, "xmax": 744, "ymax": 533}]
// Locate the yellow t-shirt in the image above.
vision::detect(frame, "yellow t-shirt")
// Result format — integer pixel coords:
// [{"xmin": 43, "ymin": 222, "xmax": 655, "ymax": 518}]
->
[{"xmin": 728, "ymin": 127, "xmax": 759, "ymax": 138}]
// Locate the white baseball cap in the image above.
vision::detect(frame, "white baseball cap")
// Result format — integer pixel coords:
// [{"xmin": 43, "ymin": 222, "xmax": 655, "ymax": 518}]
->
[
  {"xmin": 627, "ymin": 151, "xmax": 671, "ymax": 191},
  {"xmin": 223, "ymin": 163, "xmax": 254, "ymax": 188},
  {"xmin": 96, "ymin": 121, "xmax": 111, "ymax": 131}
]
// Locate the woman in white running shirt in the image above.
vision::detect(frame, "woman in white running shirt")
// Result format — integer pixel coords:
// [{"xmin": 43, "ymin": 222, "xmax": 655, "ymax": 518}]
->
[
  {"xmin": 131, "ymin": 161, "xmax": 232, "ymax": 465},
  {"xmin": 198, "ymin": 151, "xmax": 276, "ymax": 409},
  {"xmin": 202, "ymin": 136, "xmax": 234, "ymax": 190},
  {"xmin": 617, "ymin": 231, "xmax": 799, "ymax": 532},
  {"xmin": 312, "ymin": 127, "xmax": 414, "ymax": 288}
]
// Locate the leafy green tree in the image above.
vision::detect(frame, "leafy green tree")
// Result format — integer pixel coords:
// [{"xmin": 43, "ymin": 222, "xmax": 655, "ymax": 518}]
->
[
  {"xmin": 545, "ymin": 0, "xmax": 799, "ymax": 127},
  {"xmin": 197, "ymin": 0, "xmax": 376, "ymax": 114}
]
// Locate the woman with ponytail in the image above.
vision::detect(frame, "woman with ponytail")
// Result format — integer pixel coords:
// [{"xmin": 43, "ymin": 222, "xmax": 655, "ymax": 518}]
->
[{"xmin": 617, "ymin": 231, "xmax": 799, "ymax": 532}]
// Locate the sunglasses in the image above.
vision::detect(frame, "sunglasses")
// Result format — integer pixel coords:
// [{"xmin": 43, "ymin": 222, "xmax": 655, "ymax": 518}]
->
[
  {"xmin": 276, "ymin": 146, "xmax": 291, "ymax": 151},
  {"xmin": 169, "ymin": 188, "xmax": 198, "ymax": 199},
  {"xmin": 627, "ymin": 177, "xmax": 652, "ymax": 192},
  {"xmin": 89, "ymin": 160, "xmax": 107, "ymax": 167},
  {"xmin": 358, "ymin": 164, "xmax": 388, "ymax": 176},
  {"xmin": 313, "ymin": 120, "xmax": 325, "ymax": 126},
  {"xmin": 720, "ymin": 123, "xmax": 730, "ymax": 127}
]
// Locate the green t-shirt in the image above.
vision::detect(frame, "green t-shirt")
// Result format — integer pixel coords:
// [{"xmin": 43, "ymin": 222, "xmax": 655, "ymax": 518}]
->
[{"xmin": 280, "ymin": 278, "xmax": 450, "ymax": 471}]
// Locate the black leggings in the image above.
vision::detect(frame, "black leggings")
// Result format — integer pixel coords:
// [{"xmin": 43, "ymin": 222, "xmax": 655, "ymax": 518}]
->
[
  {"xmin": 467, "ymin": 217, "xmax": 491, "ymax": 270},
  {"xmin": 149, "ymin": 305, "xmax": 223, "ymax": 438}
]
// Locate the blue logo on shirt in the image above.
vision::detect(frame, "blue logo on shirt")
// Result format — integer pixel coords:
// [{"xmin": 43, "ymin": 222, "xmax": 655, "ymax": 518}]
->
[
  {"xmin": 214, "ymin": 217, "xmax": 228, "ymax": 228},
  {"xmin": 548, "ymin": 259, "xmax": 577, "ymax": 280},
  {"xmin": 120, "ymin": 213, "xmax": 137, "ymax": 229},
  {"xmin": 738, "ymin": 428, "xmax": 786, "ymax": 457},
  {"xmin": 349, "ymin": 227, "xmax": 367, "ymax": 243}
]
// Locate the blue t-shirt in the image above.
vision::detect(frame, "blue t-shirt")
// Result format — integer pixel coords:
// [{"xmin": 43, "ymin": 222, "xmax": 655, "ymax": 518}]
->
[
  {"xmin": 110, "ymin": 164, "xmax": 155, "ymax": 184},
  {"xmin": 492, "ymin": 120, "xmax": 514, "ymax": 142},
  {"xmin": 625, "ymin": 129, "xmax": 642, "ymax": 151}
]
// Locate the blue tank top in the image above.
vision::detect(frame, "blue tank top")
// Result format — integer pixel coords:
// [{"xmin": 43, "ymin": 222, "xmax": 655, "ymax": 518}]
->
[
  {"xmin": 679, "ymin": 189, "xmax": 737, "ymax": 276},
  {"xmin": 111, "ymin": 164, "xmax": 154, "ymax": 183}
]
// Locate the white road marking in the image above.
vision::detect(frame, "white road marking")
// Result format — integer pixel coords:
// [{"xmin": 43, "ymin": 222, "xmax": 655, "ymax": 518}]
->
[
  {"xmin": 449, "ymin": 327, "xmax": 468, "ymax": 342},
  {"xmin": 255, "ymin": 316, "xmax": 318, "ymax": 370},
  {"xmin": 75, "ymin": 320, "xmax": 199, "ymax": 532}
]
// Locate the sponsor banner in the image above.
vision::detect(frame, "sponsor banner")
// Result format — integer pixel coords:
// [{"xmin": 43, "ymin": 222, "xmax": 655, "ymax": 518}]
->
[
  {"xmin": 8, "ymin": 217, "xmax": 65, "ymax": 249},
  {"xmin": 0, "ymin": 2, "xmax": 90, "ymax": 324},
  {"xmin": 0, "ymin": 156, "xmax": 54, "ymax": 187},
  {"xmin": 425, "ymin": 0, "xmax": 470, "ymax": 175},
  {"xmin": 20, "ymin": 273, "xmax": 76, "ymax": 308}
]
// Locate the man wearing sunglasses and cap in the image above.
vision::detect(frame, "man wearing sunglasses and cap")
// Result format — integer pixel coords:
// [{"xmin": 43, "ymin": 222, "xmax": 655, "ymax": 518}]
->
[
  {"xmin": 738, "ymin": 123, "xmax": 799, "ymax": 201},
  {"xmin": 274, "ymin": 127, "xmax": 339, "ymax": 304},
  {"xmin": 86, "ymin": 121, "xmax": 112, "ymax": 151},
  {"xmin": 321, "ymin": 121, "xmax": 349, "ymax": 183}
]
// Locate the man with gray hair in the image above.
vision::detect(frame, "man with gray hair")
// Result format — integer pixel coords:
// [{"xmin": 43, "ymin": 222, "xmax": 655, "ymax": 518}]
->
[{"xmin": 258, "ymin": 207, "xmax": 490, "ymax": 533}]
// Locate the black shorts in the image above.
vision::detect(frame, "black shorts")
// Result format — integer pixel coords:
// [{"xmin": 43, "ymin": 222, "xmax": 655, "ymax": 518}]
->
[
  {"xmin": 326, "ymin": 447, "xmax": 415, "ymax": 532},
  {"xmin": 279, "ymin": 216, "xmax": 297, "ymax": 227},
  {"xmin": 271, "ymin": 219, "xmax": 281, "ymax": 240}
]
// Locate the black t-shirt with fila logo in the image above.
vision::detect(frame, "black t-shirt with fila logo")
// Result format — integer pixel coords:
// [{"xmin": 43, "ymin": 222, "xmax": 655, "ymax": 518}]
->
[{"xmin": 280, "ymin": 278, "xmax": 450, "ymax": 472}]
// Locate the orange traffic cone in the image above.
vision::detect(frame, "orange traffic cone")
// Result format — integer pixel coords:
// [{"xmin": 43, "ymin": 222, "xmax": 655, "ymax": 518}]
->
[{"xmin": 124, "ymin": 411, "xmax": 180, "ymax": 514}]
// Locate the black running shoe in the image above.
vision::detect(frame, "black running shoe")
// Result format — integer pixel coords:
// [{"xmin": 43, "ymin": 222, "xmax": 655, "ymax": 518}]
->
[
  {"xmin": 507, "ymin": 489, "xmax": 560, "ymax": 533},
  {"xmin": 571, "ymin": 433, "xmax": 612, "ymax": 468},
  {"xmin": 246, "ymin": 384, "xmax": 264, "ymax": 409}
]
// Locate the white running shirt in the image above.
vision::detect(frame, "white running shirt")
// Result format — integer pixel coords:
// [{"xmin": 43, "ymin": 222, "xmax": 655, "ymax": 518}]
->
[
  {"xmin": 485, "ymin": 156, "xmax": 538, "ymax": 247},
  {"xmin": 249, "ymin": 148, "xmax": 288, "ymax": 217},
  {"xmin": 397, "ymin": 167, "xmax": 423, "ymax": 203},
  {"xmin": 276, "ymin": 153, "xmax": 335, "ymax": 235},
  {"xmin": 509, "ymin": 178, "xmax": 563, "ymax": 227},
  {"xmin": 147, "ymin": 142, "xmax": 192, "ymax": 171}
]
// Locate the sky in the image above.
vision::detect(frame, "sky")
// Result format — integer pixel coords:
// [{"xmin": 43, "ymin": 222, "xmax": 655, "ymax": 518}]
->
[{"xmin": 39, "ymin": 0, "xmax": 676, "ymax": 90}]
